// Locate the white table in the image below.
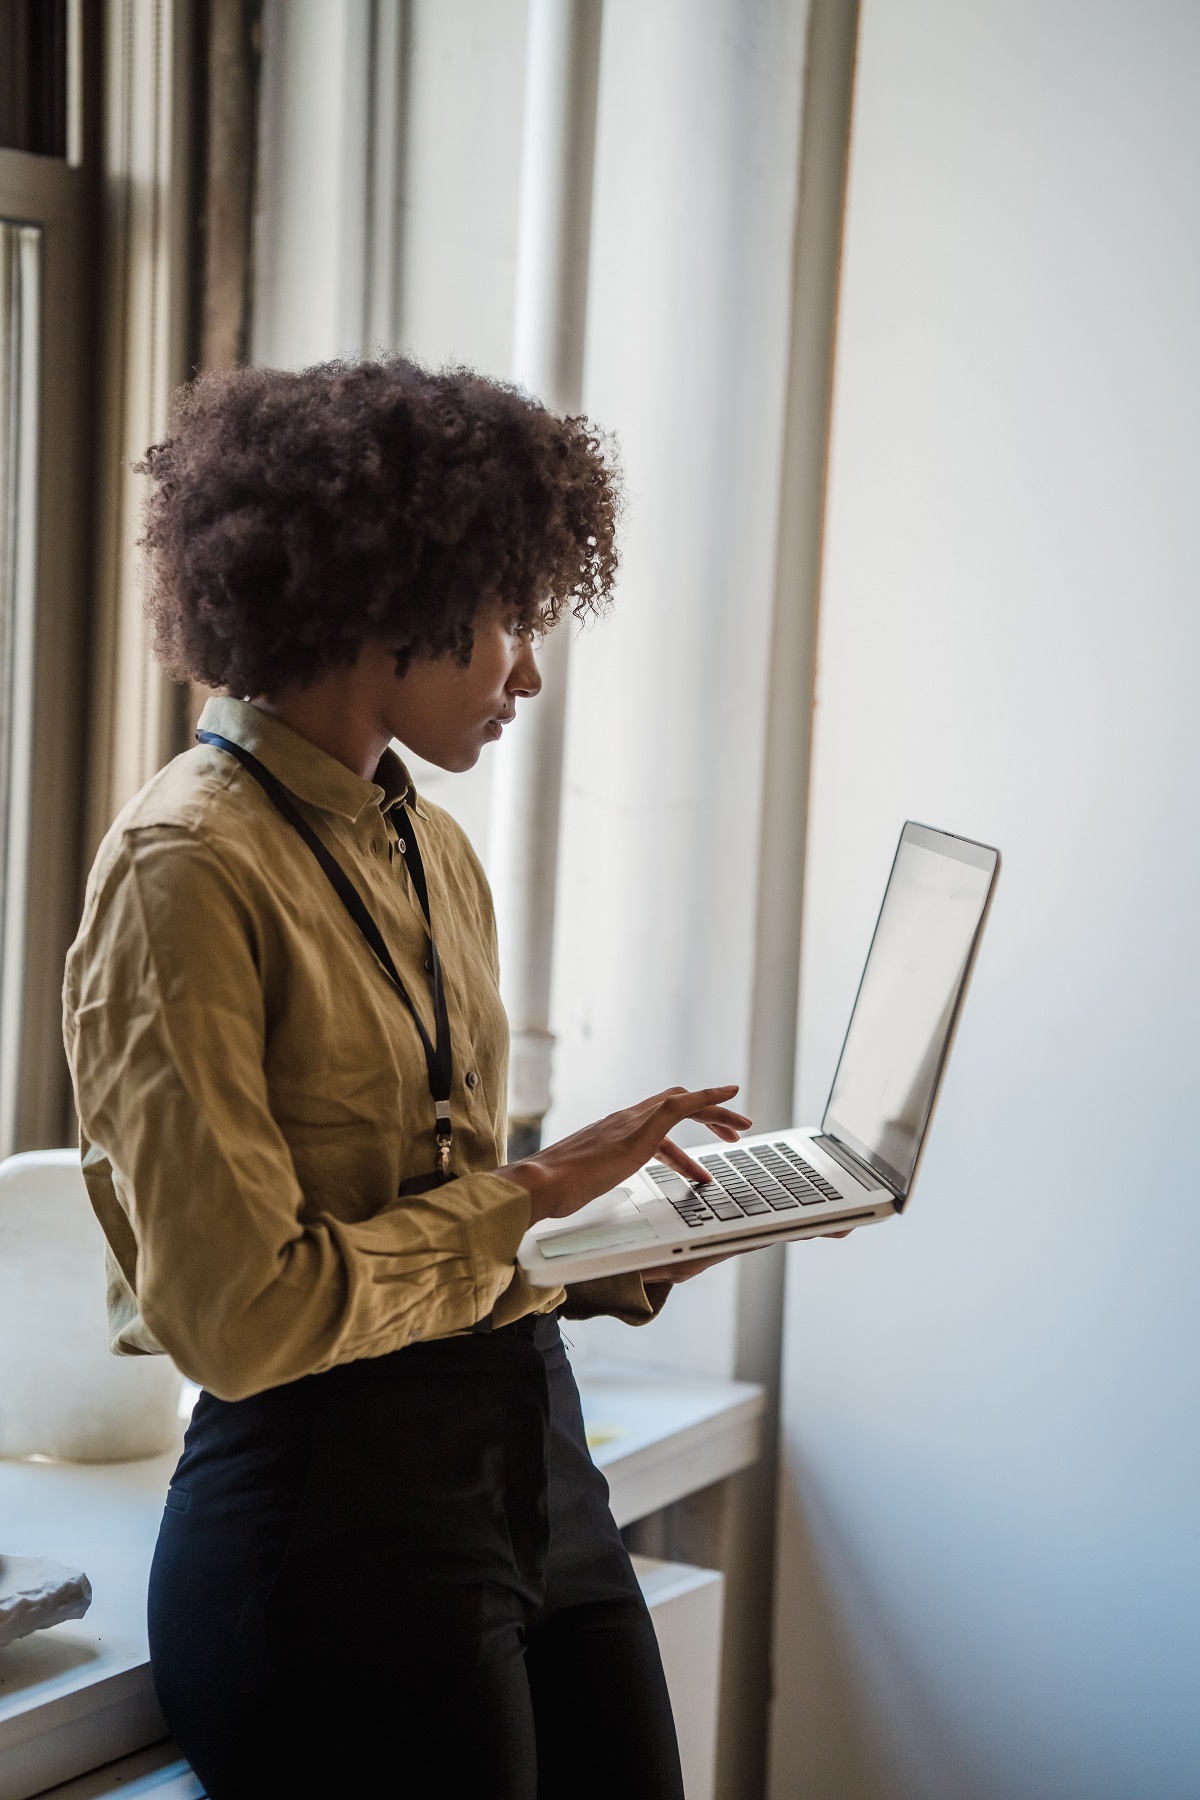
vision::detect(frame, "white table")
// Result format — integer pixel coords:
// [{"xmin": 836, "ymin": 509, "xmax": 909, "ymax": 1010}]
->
[
  {"xmin": 1, "ymin": 1369, "xmax": 762, "ymax": 1799},
  {"xmin": 575, "ymin": 1361, "xmax": 764, "ymax": 1528},
  {"xmin": 0, "ymin": 1448, "xmax": 180, "ymax": 1800}
]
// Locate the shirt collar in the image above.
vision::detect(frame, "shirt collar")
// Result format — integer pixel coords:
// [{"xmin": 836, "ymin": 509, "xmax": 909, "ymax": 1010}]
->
[{"xmin": 196, "ymin": 696, "xmax": 428, "ymax": 823}]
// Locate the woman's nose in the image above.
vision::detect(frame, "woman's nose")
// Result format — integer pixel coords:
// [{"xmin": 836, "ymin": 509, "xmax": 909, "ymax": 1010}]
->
[{"xmin": 511, "ymin": 642, "xmax": 543, "ymax": 698}]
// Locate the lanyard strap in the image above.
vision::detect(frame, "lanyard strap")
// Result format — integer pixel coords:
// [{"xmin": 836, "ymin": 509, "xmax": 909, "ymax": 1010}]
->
[{"xmin": 197, "ymin": 730, "xmax": 455, "ymax": 1177}]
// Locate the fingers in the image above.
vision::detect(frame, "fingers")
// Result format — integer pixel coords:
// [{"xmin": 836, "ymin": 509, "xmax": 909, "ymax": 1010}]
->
[
  {"xmin": 654, "ymin": 1093, "xmax": 751, "ymax": 1171},
  {"xmin": 655, "ymin": 1138, "xmax": 713, "ymax": 1185},
  {"xmin": 645, "ymin": 1086, "xmax": 751, "ymax": 1182},
  {"xmin": 656, "ymin": 1084, "xmax": 741, "ymax": 1117},
  {"xmin": 680, "ymin": 1087, "xmax": 745, "ymax": 1106},
  {"xmin": 655, "ymin": 1088, "xmax": 752, "ymax": 1134},
  {"xmin": 692, "ymin": 1110, "xmax": 753, "ymax": 1137}
]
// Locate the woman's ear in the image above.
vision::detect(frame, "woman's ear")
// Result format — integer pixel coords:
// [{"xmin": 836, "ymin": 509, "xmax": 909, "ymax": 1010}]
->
[{"xmin": 388, "ymin": 642, "xmax": 415, "ymax": 680}]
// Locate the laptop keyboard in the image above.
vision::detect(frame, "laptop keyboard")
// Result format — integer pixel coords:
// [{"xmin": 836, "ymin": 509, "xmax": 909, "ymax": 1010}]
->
[{"xmin": 648, "ymin": 1141, "xmax": 844, "ymax": 1227}]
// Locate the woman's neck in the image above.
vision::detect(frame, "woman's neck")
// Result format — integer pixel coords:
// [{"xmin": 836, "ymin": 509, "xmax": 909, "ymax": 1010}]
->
[{"xmin": 252, "ymin": 675, "xmax": 390, "ymax": 782}]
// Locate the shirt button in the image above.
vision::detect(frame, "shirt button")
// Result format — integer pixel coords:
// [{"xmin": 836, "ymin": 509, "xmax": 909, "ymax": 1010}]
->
[
  {"xmin": 424, "ymin": 955, "xmax": 433, "ymax": 973},
  {"xmin": 465, "ymin": 1071, "xmax": 479, "ymax": 1090},
  {"xmin": 398, "ymin": 838, "xmax": 407, "ymax": 854}
]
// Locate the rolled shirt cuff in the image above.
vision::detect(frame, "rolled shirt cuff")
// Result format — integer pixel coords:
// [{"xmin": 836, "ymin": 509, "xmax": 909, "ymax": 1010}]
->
[
  {"xmin": 464, "ymin": 1174, "xmax": 535, "ymax": 1319},
  {"xmin": 560, "ymin": 1268, "xmax": 670, "ymax": 1326}
]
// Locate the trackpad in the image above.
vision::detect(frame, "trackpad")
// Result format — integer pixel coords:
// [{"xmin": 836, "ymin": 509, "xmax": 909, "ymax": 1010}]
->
[{"xmin": 536, "ymin": 1215, "xmax": 659, "ymax": 1260}]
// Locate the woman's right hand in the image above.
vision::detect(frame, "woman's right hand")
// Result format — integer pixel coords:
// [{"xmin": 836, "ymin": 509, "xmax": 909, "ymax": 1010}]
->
[{"xmin": 500, "ymin": 1085, "xmax": 752, "ymax": 1226}]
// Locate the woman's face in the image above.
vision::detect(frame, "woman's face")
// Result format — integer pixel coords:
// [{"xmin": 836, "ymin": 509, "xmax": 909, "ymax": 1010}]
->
[{"xmin": 381, "ymin": 599, "xmax": 544, "ymax": 772}]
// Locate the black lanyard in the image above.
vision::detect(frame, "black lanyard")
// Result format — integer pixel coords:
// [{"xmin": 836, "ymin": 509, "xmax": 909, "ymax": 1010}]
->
[{"xmin": 197, "ymin": 731, "xmax": 455, "ymax": 1179}]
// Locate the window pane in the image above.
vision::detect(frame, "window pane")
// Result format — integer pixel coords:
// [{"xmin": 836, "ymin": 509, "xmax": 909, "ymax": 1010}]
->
[
  {"xmin": 0, "ymin": 0, "xmax": 69, "ymax": 159},
  {"xmin": 0, "ymin": 220, "xmax": 40, "ymax": 1156}
]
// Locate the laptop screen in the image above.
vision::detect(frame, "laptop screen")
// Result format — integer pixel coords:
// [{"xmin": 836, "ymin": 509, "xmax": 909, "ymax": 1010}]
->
[{"xmin": 822, "ymin": 822, "xmax": 998, "ymax": 1195}]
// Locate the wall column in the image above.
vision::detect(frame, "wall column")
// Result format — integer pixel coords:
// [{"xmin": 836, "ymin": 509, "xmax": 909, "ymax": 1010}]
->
[{"xmin": 489, "ymin": 0, "xmax": 603, "ymax": 1155}]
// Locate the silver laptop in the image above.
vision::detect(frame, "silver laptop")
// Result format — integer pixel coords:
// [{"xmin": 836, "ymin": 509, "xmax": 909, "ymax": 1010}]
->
[{"xmin": 518, "ymin": 822, "xmax": 999, "ymax": 1287}]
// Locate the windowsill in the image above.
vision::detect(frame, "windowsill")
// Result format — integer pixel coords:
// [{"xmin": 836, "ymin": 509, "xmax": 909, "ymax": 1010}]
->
[
  {"xmin": 0, "ymin": 1439, "xmax": 183, "ymax": 1800},
  {"xmin": 0, "ymin": 1370, "xmax": 761, "ymax": 1798},
  {"xmin": 575, "ymin": 1361, "xmax": 764, "ymax": 1526}
]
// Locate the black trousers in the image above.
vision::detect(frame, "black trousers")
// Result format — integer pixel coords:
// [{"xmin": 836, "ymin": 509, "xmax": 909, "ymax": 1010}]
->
[{"xmin": 148, "ymin": 1314, "xmax": 685, "ymax": 1799}]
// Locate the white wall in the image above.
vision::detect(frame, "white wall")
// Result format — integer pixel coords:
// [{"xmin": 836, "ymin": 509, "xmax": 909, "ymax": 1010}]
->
[
  {"xmin": 387, "ymin": 0, "xmax": 529, "ymax": 859},
  {"xmin": 546, "ymin": 0, "xmax": 805, "ymax": 1138},
  {"xmin": 253, "ymin": 0, "xmax": 372, "ymax": 367},
  {"xmin": 253, "ymin": 0, "xmax": 529, "ymax": 859},
  {"xmin": 255, "ymin": 0, "xmax": 527, "ymax": 378},
  {"xmin": 396, "ymin": 0, "xmax": 528, "ymax": 379},
  {"xmin": 770, "ymin": 4, "xmax": 1200, "ymax": 1797},
  {"xmin": 547, "ymin": 0, "xmax": 808, "ymax": 1382}
]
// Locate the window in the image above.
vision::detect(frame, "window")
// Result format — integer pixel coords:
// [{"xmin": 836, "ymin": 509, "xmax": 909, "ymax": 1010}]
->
[
  {"xmin": 0, "ymin": 0, "xmax": 70, "ymax": 161},
  {"xmin": 0, "ymin": 4, "xmax": 93, "ymax": 1151}
]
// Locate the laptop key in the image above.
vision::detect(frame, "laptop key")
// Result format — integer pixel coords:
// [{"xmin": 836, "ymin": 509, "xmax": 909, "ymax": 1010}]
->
[
  {"xmin": 653, "ymin": 1170, "xmax": 693, "ymax": 1200},
  {"xmin": 777, "ymin": 1177, "xmax": 822, "ymax": 1204},
  {"xmin": 777, "ymin": 1145, "xmax": 842, "ymax": 1200},
  {"xmin": 703, "ymin": 1154, "xmax": 747, "ymax": 1178},
  {"xmin": 746, "ymin": 1173, "xmax": 790, "ymax": 1201}
]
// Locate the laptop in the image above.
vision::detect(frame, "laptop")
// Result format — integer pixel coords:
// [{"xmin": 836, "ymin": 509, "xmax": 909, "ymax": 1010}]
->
[{"xmin": 518, "ymin": 821, "xmax": 999, "ymax": 1287}]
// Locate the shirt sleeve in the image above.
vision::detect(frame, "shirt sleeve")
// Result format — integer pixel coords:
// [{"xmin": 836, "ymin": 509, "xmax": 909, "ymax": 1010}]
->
[
  {"xmin": 560, "ymin": 1272, "xmax": 671, "ymax": 1325},
  {"xmin": 64, "ymin": 827, "xmax": 531, "ymax": 1401}
]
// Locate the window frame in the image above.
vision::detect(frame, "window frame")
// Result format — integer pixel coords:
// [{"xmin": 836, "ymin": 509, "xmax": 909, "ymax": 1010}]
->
[{"xmin": 0, "ymin": 146, "xmax": 91, "ymax": 1151}]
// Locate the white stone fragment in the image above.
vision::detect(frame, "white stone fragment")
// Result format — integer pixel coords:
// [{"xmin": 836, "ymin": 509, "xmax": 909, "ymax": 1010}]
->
[
  {"xmin": 0, "ymin": 1554, "xmax": 92, "ymax": 1648},
  {"xmin": 0, "ymin": 1150, "xmax": 183, "ymax": 1462}
]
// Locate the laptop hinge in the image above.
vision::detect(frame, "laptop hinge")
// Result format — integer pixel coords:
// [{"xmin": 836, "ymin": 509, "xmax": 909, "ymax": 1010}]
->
[{"xmin": 815, "ymin": 1134, "xmax": 902, "ymax": 1200}]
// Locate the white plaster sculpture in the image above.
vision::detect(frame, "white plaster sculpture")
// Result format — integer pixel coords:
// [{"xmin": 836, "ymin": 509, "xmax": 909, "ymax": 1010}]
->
[
  {"xmin": 0, "ymin": 1150, "xmax": 182, "ymax": 1461},
  {"xmin": 0, "ymin": 1555, "xmax": 92, "ymax": 1648}
]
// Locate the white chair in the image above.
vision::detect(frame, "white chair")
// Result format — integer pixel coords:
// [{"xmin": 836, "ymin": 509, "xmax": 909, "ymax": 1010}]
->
[{"xmin": 0, "ymin": 1149, "xmax": 182, "ymax": 1461}]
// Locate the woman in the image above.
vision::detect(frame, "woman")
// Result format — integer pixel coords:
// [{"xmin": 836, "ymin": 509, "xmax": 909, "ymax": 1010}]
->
[{"xmin": 63, "ymin": 358, "xmax": 749, "ymax": 1798}]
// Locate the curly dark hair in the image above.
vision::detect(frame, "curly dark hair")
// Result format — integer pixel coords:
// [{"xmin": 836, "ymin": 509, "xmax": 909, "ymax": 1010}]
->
[{"xmin": 136, "ymin": 357, "xmax": 621, "ymax": 696}]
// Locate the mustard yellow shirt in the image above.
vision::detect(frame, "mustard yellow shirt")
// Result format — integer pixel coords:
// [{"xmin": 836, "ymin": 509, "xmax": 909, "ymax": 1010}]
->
[{"xmin": 63, "ymin": 697, "xmax": 658, "ymax": 1402}]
